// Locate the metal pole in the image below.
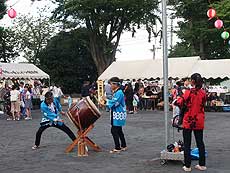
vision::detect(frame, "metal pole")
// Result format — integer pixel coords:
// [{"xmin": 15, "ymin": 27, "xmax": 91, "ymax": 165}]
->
[
  {"xmin": 162, "ymin": 0, "xmax": 170, "ymax": 149},
  {"xmin": 153, "ymin": 45, "xmax": 156, "ymax": 60}
]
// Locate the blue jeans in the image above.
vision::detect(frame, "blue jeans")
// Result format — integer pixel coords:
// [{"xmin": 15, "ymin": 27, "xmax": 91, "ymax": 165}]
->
[{"xmin": 20, "ymin": 106, "xmax": 26, "ymax": 117}]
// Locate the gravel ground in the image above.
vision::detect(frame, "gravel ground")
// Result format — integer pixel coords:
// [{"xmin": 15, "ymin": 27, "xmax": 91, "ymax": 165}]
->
[{"xmin": 0, "ymin": 108, "xmax": 229, "ymax": 173}]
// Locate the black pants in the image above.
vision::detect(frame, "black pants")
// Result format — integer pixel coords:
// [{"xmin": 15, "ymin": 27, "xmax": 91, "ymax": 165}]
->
[
  {"xmin": 111, "ymin": 126, "xmax": 127, "ymax": 150},
  {"xmin": 35, "ymin": 123, "xmax": 76, "ymax": 146},
  {"xmin": 183, "ymin": 129, "xmax": 206, "ymax": 167},
  {"xmin": 139, "ymin": 98, "xmax": 147, "ymax": 110},
  {"xmin": 126, "ymin": 98, "xmax": 134, "ymax": 112}
]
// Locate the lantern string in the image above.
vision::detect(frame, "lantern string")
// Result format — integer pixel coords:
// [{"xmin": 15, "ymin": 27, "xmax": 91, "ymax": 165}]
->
[{"xmin": 208, "ymin": 0, "xmax": 230, "ymax": 43}]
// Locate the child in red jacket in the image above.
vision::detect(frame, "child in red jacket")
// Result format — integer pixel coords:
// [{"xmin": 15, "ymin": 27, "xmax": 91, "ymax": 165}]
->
[{"xmin": 176, "ymin": 73, "xmax": 207, "ymax": 172}]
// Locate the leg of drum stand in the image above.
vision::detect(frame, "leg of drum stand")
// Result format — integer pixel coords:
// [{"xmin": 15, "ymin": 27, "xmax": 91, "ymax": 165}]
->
[
  {"xmin": 65, "ymin": 133, "xmax": 82, "ymax": 153},
  {"xmin": 65, "ymin": 124, "xmax": 101, "ymax": 154},
  {"xmin": 84, "ymin": 136, "xmax": 101, "ymax": 152},
  {"xmin": 78, "ymin": 138, "xmax": 88, "ymax": 157}
]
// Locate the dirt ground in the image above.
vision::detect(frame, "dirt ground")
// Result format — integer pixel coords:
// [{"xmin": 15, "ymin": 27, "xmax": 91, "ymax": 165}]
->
[{"xmin": 0, "ymin": 108, "xmax": 229, "ymax": 173}]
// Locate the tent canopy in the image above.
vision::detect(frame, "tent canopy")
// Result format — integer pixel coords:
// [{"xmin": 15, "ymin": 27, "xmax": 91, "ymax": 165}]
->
[
  {"xmin": 98, "ymin": 56, "xmax": 230, "ymax": 80},
  {"xmin": 191, "ymin": 59, "xmax": 230, "ymax": 79},
  {"xmin": 0, "ymin": 63, "xmax": 49, "ymax": 79}
]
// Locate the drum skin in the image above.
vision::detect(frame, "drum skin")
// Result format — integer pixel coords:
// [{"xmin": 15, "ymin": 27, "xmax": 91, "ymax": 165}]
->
[{"xmin": 67, "ymin": 97, "xmax": 101, "ymax": 130}]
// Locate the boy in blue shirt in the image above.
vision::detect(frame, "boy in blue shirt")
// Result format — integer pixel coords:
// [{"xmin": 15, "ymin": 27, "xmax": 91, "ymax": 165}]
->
[
  {"xmin": 32, "ymin": 91, "xmax": 76, "ymax": 150},
  {"xmin": 106, "ymin": 77, "xmax": 127, "ymax": 153}
]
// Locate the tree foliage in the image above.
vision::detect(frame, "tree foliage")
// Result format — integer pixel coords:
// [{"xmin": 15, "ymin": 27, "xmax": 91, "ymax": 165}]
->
[
  {"xmin": 169, "ymin": 0, "xmax": 230, "ymax": 59},
  {"xmin": 168, "ymin": 41, "xmax": 197, "ymax": 58},
  {"xmin": 38, "ymin": 28, "xmax": 98, "ymax": 94},
  {"xmin": 12, "ymin": 7, "xmax": 56, "ymax": 65},
  {"xmin": 53, "ymin": 0, "xmax": 160, "ymax": 74},
  {"xmin": 0, "ymin": 27, "xmax": 19, "ymax": 62},
  {"xmin": 0, "ymin": 1, "xmax": 6, "ymax": 19}
]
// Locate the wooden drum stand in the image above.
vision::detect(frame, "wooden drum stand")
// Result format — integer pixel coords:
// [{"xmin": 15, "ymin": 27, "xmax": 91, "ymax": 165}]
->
[{"xmin": 65, "ymin": 113, "xmax": 101, "ymax": 156}]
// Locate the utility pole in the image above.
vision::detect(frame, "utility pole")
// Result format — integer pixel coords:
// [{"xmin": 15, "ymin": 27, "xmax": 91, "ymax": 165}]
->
[
  {"xmin": 162, "ymin": 0, "xmax": 170, "ymax": 149},
  {"xmin": 171, "ymin": 17, "xmax": 173, "ymax": 49},
  {"xmin": 153, "ymin": 45, "xmax": 156, "ymax": 60}
]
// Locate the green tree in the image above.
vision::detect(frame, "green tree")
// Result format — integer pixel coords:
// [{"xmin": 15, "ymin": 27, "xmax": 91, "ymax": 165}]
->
[
  {"xmin": 53, "ymin": 0, "xmax": 160, "ymax": 74},
  {"xmin": 169, "ymin": 0, "xmax": 230, "ymax": 59},
  {"xmin": 169, "ymin": 41, "xmax": 197, "ymax": 58},
  {"xmin": 12, "ymin": 7, "xmax": 56, "ymax": 65},
  {"xmin": 38, "ymin": 28, "xmax": 98, "ymax": 94},
  {"xmin": 0, "ymin": 1, "xmax": 6, "ymax": 19},
  {"xmin": 0, "ymin": 27, "xmax": 19, "ymax": 62}
]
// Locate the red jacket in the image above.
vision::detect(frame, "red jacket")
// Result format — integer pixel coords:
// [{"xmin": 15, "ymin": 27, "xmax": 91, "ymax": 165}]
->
[{"xmin": 177, "ymin": 88, "xmax": 206, "ymax": 130}]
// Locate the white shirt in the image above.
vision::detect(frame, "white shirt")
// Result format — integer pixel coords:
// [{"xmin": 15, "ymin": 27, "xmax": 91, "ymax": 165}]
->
[
  {"xmin": 10, "ymin": 90, "xmax": 20, "ymax": 102},
  {"xmin": 52, "ymin": 86, "xmax": 59, "ymax": 98},
  {"xmin": 57, "ymin": 88, "xmax": 63, "ymax": 97},
  {"xmin": 19, "ymin": 86, "xmax": 24, "ymax": 93},
  {"xmin": 49, "ymin": 103, "xmax": 55, "ymax": 113},
  {"xmin": 25, "ymin": 91, "xmax": 31, "ymax": 100}
]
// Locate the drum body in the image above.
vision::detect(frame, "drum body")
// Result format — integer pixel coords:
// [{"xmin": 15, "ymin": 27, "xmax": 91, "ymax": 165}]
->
[{"xmin": 67, "ymin": 97, "xmax": 101, "ymax": 130}]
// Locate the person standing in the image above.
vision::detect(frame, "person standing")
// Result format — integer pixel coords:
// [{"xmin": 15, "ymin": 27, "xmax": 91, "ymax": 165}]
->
[
  {"xmin": 138, "ymin": 85, "xmax": 145, "ymax": 110},
  {"xmin": 32, "ymin": 91, "xmax": 76, "ymax": 150},
  {"xmin": 133, "ymin": 92, "xmax": 139, "ymax": 113},
  {"xmin": 106, "ymin": 77, "xmax": 127, "ymax": 153},
  {"xmin": 176, "ymin": 73, "xmax": 207, "ymax": 172},
  {"xmin": 3, "ymin": 86, "xmax": 12, "ymax": 120},
  {"xmin": 23, "ymin": 85, "xmax": 33, "ymax": 120},
  {"xmin": 104, "ymin": 80, "xmax": 113, "ymax": 112},
  {"xmin": 19, "ymin": 82, "xmax": 26, "ymax": 118},
  {"xmin": 57, "ymin": 86, "xmax": 66, "ymax": 103},
  {"xmin": 81, "ymin": 81, "xmax": 91, "ymax": 98},
  {"xmin": 182, "ymin": 78, "xmax": 191, "ymax": 93},
  {"xmin": 52, "ymin": 85, "xmax": 59, "ymax": 101},
  {"xmin": 10, "ymin": 85, "xmax": 21, "ymax": 120},
  {"xmin": 124, "ymin": 83, "xmax": 134, "ymax": 114}
]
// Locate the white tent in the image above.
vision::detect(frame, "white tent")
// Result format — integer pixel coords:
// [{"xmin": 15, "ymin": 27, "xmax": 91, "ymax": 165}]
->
[
  {"xmin": 98, "ymin": 56, "xmax": 230, "ymax": 80},
  {"xmin": 98, "ymin": 56, "xmax": 200, "ymax": 80},
  {"xmin": 191, "ymin": 59, "xmax": 230, "ymax": 79},
  {"xmin": 0, "ymin": 63, "xmax": 49, "ymax": 79}
]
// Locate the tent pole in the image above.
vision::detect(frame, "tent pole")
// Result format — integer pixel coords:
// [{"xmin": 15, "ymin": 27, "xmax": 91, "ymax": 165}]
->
[{"xmin": 162, "ymin": 0, "xmax": 170, "ymax": 149}]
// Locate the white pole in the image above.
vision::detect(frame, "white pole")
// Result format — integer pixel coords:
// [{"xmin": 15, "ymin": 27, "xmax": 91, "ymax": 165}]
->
[{"xmin": 162, "ymin": 0, "xmax": 170, "ymax": 149}]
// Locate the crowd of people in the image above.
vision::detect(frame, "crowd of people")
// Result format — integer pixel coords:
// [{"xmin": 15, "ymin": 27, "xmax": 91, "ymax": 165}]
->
[
  {"xmin": 0, "ymin": 80, "xmax": 65, "ymax": 121},
  {"xmin": 104, "ymin": 79, "xmax": 163, "ymax": 114},
  {"xmin": 1, "ymin": 82, "xmax": 34, "ymax": 121}
]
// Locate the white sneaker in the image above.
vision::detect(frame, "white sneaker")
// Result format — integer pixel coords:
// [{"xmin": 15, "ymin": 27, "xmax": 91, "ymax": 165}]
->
[
  {"xmin": 195, "ymin": 165, "xmax": 207, "ymax": 171},
  {"xmin": 32, "ymin": 145, "xmax": 39, "ymax": 150},
  {"xmin": 183, "ymin": 166, "xmax": 192, "ymax": 172}
]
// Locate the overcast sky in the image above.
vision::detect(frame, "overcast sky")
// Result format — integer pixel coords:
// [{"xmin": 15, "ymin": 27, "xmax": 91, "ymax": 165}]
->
[{"xmin": 0, "ymin": 0, "xmax": 179, "ymax": 62}]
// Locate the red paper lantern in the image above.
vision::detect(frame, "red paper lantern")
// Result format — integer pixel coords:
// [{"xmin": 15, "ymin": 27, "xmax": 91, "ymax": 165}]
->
[
  {"xmin": 214, "ymin": 19, "xmax": 223, "ymax": 29},
  {"xmin": 207, "ymin": 8, "xmax": 216, "ymax": 20},
  {"xmin": 8, "ymin": 8, "xmax": 17, "ymax": 19}
]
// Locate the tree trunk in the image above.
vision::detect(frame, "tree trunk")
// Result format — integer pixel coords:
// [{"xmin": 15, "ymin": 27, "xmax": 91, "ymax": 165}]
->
[{"xmin": 89, "ymin": 33, "xmax": 115, "ymax": 76}]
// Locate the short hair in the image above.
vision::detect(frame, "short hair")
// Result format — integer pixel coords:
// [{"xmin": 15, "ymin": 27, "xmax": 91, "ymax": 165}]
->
[
  {"xmin": 109, "ymin": 77, "xmax": 121, "ymax": 85},
  {"xmin": 12, "ymin": 85, "xmax": 17, "ymax": 90},
  {"xmin": 45, "ymin": 91, "xmax": 53, "ymax": 99},
  {"xmin": 176, "ymin": 81, "xmax": 182, "ymax": 87}
]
